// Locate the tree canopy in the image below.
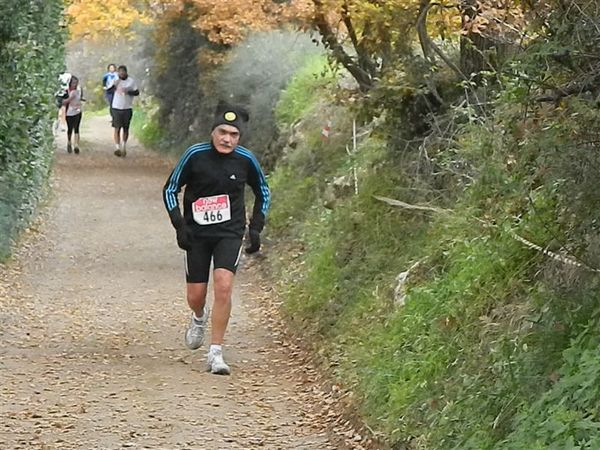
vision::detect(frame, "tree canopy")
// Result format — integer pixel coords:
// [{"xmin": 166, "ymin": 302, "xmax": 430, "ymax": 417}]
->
[{"xmin": 67, "ymin": 0, "xmax": 151, "ymax": 40}]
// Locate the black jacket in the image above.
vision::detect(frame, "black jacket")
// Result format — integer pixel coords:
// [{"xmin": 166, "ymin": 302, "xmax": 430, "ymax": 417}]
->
[{"xmin": 163, "ymin": 142, "xmax": 270, "ymax": 239}]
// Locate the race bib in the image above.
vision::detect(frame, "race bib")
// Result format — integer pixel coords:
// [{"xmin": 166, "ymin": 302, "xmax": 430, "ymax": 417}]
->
[{"xmin": 192, "ymin": 194, "xmax": 231, "ymax": 226}]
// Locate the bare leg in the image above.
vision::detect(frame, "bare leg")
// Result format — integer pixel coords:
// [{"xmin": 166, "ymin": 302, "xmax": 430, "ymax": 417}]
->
[
  {"xmin": 59, "ymin": 106, "xmax": 67, "ymax": 130},
  {"xmin": 113, "ymin": 128, "xmax": 121, "ymax": 147},
  {"xmin": 210, "ymin": 268, "xmax": 234, "ymax": 345},
  {"xmin": 121, "ymin": 129, "xmax": 129, "ymax": 155},
  {"xmin": 186, "ymin": 283, "xmax": 208, "ymax": 317},
  {"xmin": 55, "ymin": 109, "xmax": 61, "ymax": 132}
]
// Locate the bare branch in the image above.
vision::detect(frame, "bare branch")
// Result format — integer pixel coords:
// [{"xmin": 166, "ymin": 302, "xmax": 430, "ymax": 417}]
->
[
  {"xmin": 376, "ymin": 193, "xmax": 600, "ymax": 273},
  {"xmin": 417, "ymin": 0, "xmax": 468, "ymax": 81},
  {"xmin": 341, "ymin": 1, "xmax": 360, "ymax": 53},
  {"xmin": 373, "ymin": 195, "xmax": 453, "ymax": 214},
  {"xmin": 341, "ymin": 1, "xmax": 377, "ymax": 76},
  {"xmin": 509, "ymin": 230, "xmax": 600, "ymax": 273}
]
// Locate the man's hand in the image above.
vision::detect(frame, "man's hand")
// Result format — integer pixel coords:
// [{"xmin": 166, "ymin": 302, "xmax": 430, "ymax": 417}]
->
[
  {"xmin": 176, "ymin": 226, "xmax": 192, "ymax": 251},
  {"xmin": 245, "ymin": 228, "xmax": 261, "ymax": 254}
]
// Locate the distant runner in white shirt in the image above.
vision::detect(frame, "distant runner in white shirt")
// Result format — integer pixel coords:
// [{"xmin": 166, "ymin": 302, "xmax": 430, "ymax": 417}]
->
[
  {"xmin": 107, "ymin": 65, "xmax": 139, "ymax": 157},
  {"xmin": 63, "ymin": 75, "xmax": 84, "ymax": 154}
]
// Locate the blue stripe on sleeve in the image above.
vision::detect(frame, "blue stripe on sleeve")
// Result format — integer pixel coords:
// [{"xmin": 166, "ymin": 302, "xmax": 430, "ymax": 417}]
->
[
  {"xmin": 164, "ymin": 143, "xmax": 211, "ymax": 211},
  {"xmin": 235, "ymin": 146, "xmax": 271, "ymax": 215}
]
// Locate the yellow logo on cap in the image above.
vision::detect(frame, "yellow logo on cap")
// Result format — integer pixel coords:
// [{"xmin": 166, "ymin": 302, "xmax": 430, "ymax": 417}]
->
[{"xmin": 224, "ymin": 111, "xmax": 237, "ymax": 121}]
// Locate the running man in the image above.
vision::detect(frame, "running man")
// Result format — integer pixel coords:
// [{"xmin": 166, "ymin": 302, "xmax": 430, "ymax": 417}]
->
[
  {"xmin": 162, "ymin": 101, "xmax": 270, "ymax": 375},
  {"xmin": 108, "ymin": 65, "xmax": 139, "ymax": 157}
]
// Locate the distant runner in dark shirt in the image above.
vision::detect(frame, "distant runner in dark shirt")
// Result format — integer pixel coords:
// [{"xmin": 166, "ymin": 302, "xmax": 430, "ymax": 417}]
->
[{"xmin": 102, "ymin": 63, "xmax": 118, "ymax": 125}]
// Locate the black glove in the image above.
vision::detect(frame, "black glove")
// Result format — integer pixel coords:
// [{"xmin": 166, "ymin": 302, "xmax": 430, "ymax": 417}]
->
[
  {"xmin": 176, "ymin": 225, "xmax": 192, "ymax": 251},
  {"xmin": 245, "ymin": 228, "xmax": 261, "ymax": 254}
]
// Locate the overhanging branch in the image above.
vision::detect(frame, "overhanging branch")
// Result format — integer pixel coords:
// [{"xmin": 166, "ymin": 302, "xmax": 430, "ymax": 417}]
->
[
  {"xmin": 417, "ymin": 0, "xmax": 467, "ymax": 81},
  {"xmin": 312, "ymin": 0, "xmax": 373, "ymax": 91}
]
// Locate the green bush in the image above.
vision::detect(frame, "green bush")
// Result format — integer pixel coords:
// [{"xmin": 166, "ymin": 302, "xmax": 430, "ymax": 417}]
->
[
  {"xmin": 0, "ymin": 0, "xmax": 66, "ymax": 260},
  {"xmin": 275, "ymin": 54, "xmax": 335, "ymax": 128},
  {"xmin": 499, "ymin": 322, "xmax": 600, "ymax": 449},
  {"xmin": 130, "ymin": 99, "xmax": 164, "ymax": 150}
]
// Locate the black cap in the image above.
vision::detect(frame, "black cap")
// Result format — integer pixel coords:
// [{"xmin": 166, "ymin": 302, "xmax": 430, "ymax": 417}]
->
[{"xmin": 211, "ymin": 100, "xmax": 249, "ymax": 134}]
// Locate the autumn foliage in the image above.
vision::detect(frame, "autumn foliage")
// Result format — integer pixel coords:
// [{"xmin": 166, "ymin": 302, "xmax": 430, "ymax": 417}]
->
[
  {"xmin": 67, "ymin": 0, "xmax": 311, "ymax": 44},
  {"xmin": 67, "ymin": 0, "xmax": 532, "ymax": 88},
  {"xmin": 67, "ymin": 0, "xmax": 151, "ymax": 40},
  {"xmin": 159, "ymin": 0, "xmax": 311, "ymax": 45}
]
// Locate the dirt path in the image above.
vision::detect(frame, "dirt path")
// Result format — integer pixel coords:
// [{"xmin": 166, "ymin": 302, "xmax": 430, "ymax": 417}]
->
[{"xmin": 0, "ymin": 115, "xmax": 340, "ymax": 450}]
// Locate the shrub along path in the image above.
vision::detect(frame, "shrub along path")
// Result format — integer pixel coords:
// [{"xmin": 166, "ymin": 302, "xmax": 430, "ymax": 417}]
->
[{"xmin": 0, "ymin": 115, "xmax": 345, "ymax": 449}]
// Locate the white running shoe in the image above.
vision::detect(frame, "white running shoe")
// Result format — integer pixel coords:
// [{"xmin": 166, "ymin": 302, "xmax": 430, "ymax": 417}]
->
[
  {"xmin": 207, "ymin": 349, "xmax": 230, "ymax": 375},
  {"xmin": 184, "ymin": 307, "xmax": 208, "ymax": 350}
]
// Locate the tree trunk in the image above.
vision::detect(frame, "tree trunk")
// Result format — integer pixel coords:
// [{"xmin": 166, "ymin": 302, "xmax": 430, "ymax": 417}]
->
[{"xmin": 460, "ymin": 0, "xmax": 493, "ymax": 80}]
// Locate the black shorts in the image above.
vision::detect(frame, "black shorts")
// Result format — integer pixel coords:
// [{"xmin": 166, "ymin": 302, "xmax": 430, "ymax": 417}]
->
[
  {"xmin": 112, "ymin": 108, "xmax": 133, "ymax": 130},
  {"xmin": 185, "ymin": 237, "xmax": 243, "ymax": 283},
  {"xmin": 66, "ymin": 113, "xmax": 82, "ymax": 134}
]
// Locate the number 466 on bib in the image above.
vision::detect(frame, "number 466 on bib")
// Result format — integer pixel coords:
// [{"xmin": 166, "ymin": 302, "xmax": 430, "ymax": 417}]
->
[{"xmin": 192, "ymin": 194, "xmax": 231, "ymax": 225}]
